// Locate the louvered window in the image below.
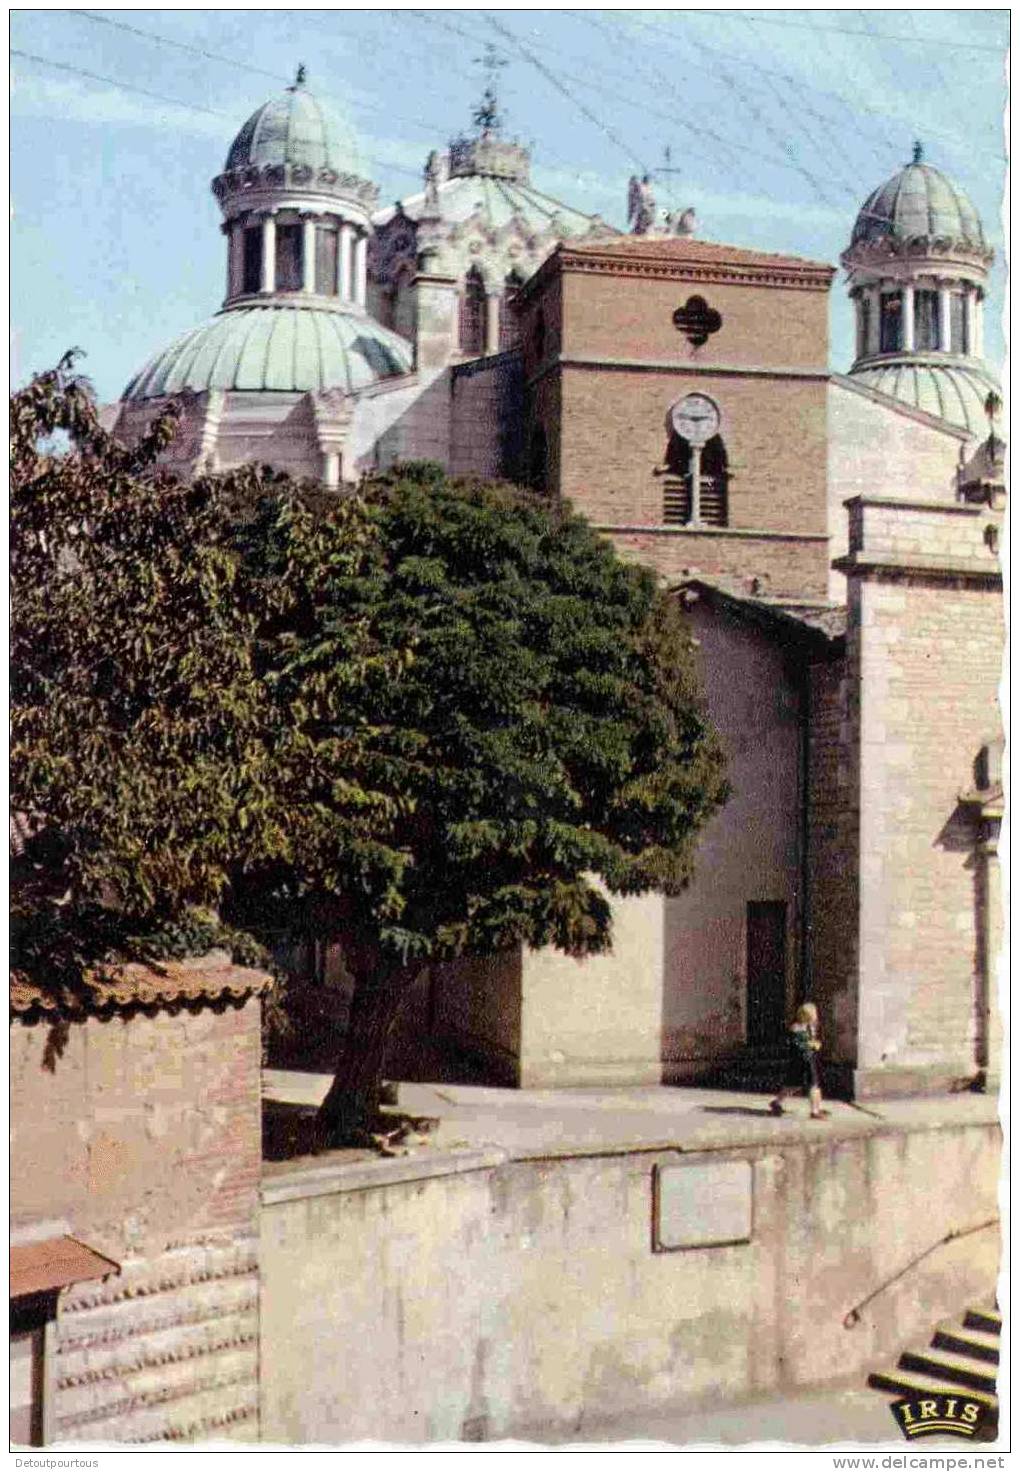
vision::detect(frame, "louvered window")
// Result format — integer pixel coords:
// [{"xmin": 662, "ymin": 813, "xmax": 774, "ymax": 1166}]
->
[{"xmin": 662, "ymin": 433, "xmax": 729, "ymax": 527}]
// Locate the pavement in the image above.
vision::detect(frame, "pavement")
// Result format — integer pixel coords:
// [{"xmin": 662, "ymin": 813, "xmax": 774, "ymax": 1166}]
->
[{"xmin": 263, "ymin": 1069, "xmax": 1000, "ymax": 1162}]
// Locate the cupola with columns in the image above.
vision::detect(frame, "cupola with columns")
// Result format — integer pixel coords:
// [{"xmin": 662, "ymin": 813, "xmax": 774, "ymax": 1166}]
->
[
  {"xmin": 212, "ymin": 65, "xmax": 375, "ymax": 310},
  {"xmin": 842, "ymin": 142, "xmax": 998, "ymax": 434}
]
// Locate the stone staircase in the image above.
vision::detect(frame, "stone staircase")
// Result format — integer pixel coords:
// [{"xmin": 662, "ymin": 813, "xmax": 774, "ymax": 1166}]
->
[{"xmin": 868, "ymin": 1305, "xmax": 1000, "ymax": 1437}]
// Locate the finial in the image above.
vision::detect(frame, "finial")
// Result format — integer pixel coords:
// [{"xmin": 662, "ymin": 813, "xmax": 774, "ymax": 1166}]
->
[
  {"xmin": 912, "ymin": 140, "xmax": 923, "ymax": 164},
  {"xmin": 295, "ymin": 64, "xmax": 307, "ymax": 88}
]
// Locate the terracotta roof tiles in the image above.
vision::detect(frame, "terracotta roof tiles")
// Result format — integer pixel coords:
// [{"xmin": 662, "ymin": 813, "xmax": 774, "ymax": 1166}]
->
[{"xmin": 10, "ymin": 951, "xmax": 273, "ymax": 1019}]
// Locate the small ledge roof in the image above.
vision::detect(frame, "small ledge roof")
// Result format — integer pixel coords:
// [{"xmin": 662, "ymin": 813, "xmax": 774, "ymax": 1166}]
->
[{"xmin": 122, "ymin": 302, "xmax": 413, "ymax": 400}]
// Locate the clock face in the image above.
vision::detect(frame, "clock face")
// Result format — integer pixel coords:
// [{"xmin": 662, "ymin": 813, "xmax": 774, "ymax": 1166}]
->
[{"xmin": 669, "ymin": 393, "xmax": 721, "ymax": 446}]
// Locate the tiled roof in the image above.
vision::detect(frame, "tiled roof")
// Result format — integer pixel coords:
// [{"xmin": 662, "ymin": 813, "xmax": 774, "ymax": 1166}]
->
[
  {"xmin": 561, "ymin": 236, "xmax": 834, "ymax": 274},
  {"xmin": 11, "ymin": 951, "xmax": 273, "ymax": 1019},
  {"xmin": 673, "ymin": 576, "xmax": 846, "ymax": 647}
]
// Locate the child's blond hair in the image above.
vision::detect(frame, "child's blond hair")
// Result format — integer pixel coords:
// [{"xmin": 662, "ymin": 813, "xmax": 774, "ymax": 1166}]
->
[{"xmin": 794, "ymin": 1001, "xmax": 818, "ymax": 1026}]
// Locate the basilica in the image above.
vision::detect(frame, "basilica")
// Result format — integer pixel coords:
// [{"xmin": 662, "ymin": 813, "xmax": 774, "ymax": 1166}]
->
[{"xmin": 111, "ymin": 71, "xmax": 1004, "ymax": 1100}]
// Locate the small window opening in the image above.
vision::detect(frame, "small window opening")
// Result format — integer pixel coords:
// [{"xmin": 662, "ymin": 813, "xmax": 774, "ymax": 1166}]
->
[
  {"xmin": 242, "ymin": 227, "xmax": 262, "ymax": 294},
  {"xmin": 315, "ymin": 224, "xmax": 339, "ymax": 296},
  {"xmin": 880, "ymin": 291, "xmax": 902, "ymax": 353},
  {"xmin": 275, "ymin": 223, "xmax": 303, "ymax": 292},
  {"xmin": 914, "ymin": 289, "xmax": 939, "ymax": 351},
  {"xmin": 500, "ymin": 269, "xmax": 526, "ymax": 351}
]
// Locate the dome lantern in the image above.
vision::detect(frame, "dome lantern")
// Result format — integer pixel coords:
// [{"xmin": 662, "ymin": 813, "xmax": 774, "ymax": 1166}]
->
[
  {"xmin": 211, "ymin": 71, "xmax": 378, "ymax": 311},
  {"xmin": 842, "ymin": 145, "xmax": 998, "ymax": 434}
]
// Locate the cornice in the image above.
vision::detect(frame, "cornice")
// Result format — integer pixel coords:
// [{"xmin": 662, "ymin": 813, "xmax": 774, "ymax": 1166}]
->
[{"xmin": 556, "ymin": 250, "xmax": 835, "ymax": 292}]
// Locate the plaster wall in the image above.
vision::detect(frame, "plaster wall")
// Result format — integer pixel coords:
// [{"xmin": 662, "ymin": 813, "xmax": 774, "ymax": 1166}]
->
[
  {"xmin": 432, "ymin": 951, "xmax": 523, "ymax": 1085},
  {"xmin": 517, "ymin": 891, "xmax": 666, "ymax": 1088},
  {"xmin": 663, "ymin": 604, "xmax": 803, "ymax": 1075},
  {"xmin": 259, "ymin": 1118, "xmax": 1000, "ymax": 1444},
  {"xmin": 449, "ymin": 353, "xmax": 524, "ymax": 481},
  {"xmin": 347, "ymin": 369, "xmax": 452, "ymax": 476}
]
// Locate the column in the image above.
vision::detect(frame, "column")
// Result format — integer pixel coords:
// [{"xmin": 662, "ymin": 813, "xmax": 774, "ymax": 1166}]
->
[
  {"xmin": 938, "ymin": 285, "xmax": 952, "ymax": 352},
  {"xmin": 338, "ymin": 224, "xmax": 354, "ymax": 301},
  {"xmin": 227, "ymin": 222, "xmax": 244, "ymax": 300},
  {"xmin": 485, "ymin": 292, "xmax": 501, "ymax": 356},
  {"xmin": 260, "ymin": 214, "xmax": 276, "ymax": 295},
  {"xmin": 353, "ymin": 234, "xmax": 368, "ymax": 307},
  {"xmin": 322, "ymin": 451, "xmax": 341, "ymax": 489},
  {"xmin": 974, "ymin": 293, "xmax": 984, "ymax": 358},
  {"xmin": 901, "ymin": 282, "xmax": 915, "ymax": 352},
  {"xmin": 867, "ymin": 285, "xmax": 881, "ymax": 355},
  {"xmin": 689, "ymin": 444, "xmax": 703, "ymax": 527},
  {"xmin": 302, "ymin": 216, "xmax": 317, "ymax": 294},
  {"xmin": 963, "ymin": 287, "xmax": 976, "ymax": 356}
]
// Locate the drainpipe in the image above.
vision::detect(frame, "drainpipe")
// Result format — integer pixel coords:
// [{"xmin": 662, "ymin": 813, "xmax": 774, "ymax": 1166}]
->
[{"xmin": 797, "ymin": 659, "xmax": 812, "ymax": 1006}]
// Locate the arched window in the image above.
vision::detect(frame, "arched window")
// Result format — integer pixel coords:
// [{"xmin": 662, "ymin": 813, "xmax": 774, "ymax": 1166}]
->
[
  {"xmin": 500, "ymin": 268, "xmax": 526, "ymax": 351},
  {"xmin": 459, "ymin": 267, "xmax": 486, "ymax": 356},
  {"xmin": 662, "ymin": 433, "xmax": 728, "ymax": 527},
  {"xmin": 529, "ymin": 424, "xmax": 548, "ymax": 494}
]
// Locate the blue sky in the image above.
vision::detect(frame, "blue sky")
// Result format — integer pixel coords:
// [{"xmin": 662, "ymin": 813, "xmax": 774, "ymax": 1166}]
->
[{"xmin": 10, "ymin": 7, "xmax": 1009, "ymax": 402}]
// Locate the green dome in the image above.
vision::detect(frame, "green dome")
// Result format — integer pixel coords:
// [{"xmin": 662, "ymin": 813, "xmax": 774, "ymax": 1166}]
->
[
  {"xmin": 122, "ymin": 303, "xmax": 412, "ymax": 400},
  {"xmin": 850, "ymin": 147, "xmax": 987, "ymax": 251},
  {"xmin": 225, "ymin": 73, "xmax": 363, "ymax": 176},
  {"xmin": 850, "ymin": 353, "xmax": 999, "ymax": 434}
]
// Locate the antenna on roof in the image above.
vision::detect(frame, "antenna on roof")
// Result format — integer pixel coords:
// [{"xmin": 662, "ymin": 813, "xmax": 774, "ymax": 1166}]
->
[
  {"xmin": 912, "ymin": 139, "xmax": 924, "ymax": 164},
  {"xmin": 292, "ymin": 64, "xmax": 307, "ymax": 89}
]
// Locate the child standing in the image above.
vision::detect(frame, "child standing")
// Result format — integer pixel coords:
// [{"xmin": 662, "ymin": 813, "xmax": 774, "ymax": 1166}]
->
[{"xmin": 769, "ymin": 1002, "xmax": 829, "ymax": 1120}]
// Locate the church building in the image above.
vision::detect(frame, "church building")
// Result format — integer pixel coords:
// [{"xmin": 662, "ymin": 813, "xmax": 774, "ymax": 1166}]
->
[{"xmin": 110, "ymin": 71, "xmax": 1004, "ymax": 1101}]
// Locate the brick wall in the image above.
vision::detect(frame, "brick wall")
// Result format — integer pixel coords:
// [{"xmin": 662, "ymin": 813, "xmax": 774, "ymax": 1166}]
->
[
  {"xmin": 560, "ymin": 269, "xmax": 830, "ymax": 371},
  {"xmin": 601, "ymin": 527, "xmax": 829, "ymax": 597},
  {"xmin": 10, "ymin": 971, "xmax": 265, "ymax": 1442}
]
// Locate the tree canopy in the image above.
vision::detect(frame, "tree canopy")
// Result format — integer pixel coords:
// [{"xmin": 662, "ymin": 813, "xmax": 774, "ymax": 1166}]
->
[{"xmin": 11, "ymin": 359, "xmax": 726, "ymax": 1142}]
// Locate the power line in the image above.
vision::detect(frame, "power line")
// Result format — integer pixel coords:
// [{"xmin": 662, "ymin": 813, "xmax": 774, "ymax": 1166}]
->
[
  {"xmin": 11, "ymin": 47, "xmax": 230, "ymax": 119},
  {"xmin": 482, "ymin": 13, "xmax": 651, "ymax": 174},
  {"xmin": 76, "ymin": 11, "xmax": 287, "ymax": 83},
  {"xmin": 696, "ymin": 10, "xmax": 1006, "ymax": 54},
  {"xmin": 11, "ymin": 48, "xmax": 422, "ymax": 179}
]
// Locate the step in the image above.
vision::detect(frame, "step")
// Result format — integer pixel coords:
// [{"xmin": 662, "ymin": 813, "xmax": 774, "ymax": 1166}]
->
[
  {"xmin": 933, "ymin": 1325, "xmax": 1000, "ymax": 1365},
  {"xmin": 868, "ymin": 1366, "xmax": 998, "ymax": 1409},
  {"xmin": 964, "ymin": 1306, "xmax": 1001, "ymax": 1336},
  {"xmin": 899, "ymin": 1348, "xmax": 998, "ymax": 1395}
]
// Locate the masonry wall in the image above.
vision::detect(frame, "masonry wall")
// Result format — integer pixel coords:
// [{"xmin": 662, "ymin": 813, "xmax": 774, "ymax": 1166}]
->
[
  {"xmin": 10, "ymin": 978, "xmax": 264, "ymax": 1442},
  {"xmin": 259, "ymin": 1117, "xmax": 1000, "ymax": 1443},
  {"xmin": 449, "ymin": 352, "xmax": 523, "ymax": 481},
  {"xmin": 432, "ymin": 951, "xmax": 523, "ymax": 1086},
  {"xmin": 842, "ymin": 498, "xmax": 1003, "ymax": 1093},
  {"xmin": 348, "ymin": 369, "xmax": 451, "ymax": 475}
]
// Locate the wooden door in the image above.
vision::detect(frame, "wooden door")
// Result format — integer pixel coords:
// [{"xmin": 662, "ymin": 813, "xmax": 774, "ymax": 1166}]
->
[{"xmin": 746, "ymin": 901, "xmax": 788, "ymax": 1046}]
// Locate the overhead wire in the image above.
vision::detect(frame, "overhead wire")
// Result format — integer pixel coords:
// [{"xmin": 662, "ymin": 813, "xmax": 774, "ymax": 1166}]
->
[
  {"xmin": 10, "ymin": 48, "xmax": 423, "ymax": 180},
  {"xmin": 694, "ymin": 10, "xmax": 1005, "ymax": 54}
]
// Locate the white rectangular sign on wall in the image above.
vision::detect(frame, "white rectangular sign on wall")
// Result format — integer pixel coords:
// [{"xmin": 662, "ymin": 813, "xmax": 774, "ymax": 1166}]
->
[{"xmin": 653, "ymin": 1160, "xmax": 753, "ymax": 1251}]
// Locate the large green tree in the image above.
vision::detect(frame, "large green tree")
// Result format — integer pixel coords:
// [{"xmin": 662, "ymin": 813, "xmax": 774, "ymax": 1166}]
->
[{"xmin": 232, "ymin": 464, "xmax": 728, "ymax": 1143}]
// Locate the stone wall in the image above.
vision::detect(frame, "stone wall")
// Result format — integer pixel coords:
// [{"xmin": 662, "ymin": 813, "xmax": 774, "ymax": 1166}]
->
[
  {"xmin": 259, "ymin": 1114, "xmax": 1000, "ymax": 1443},
  {"xmin": 10, "ymin": 970, "xmax": 265, "ymax": 1443}
]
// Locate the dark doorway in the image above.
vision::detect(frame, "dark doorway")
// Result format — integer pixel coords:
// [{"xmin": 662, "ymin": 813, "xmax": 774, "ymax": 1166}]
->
[{"xmin": 746, "ymin": 901, "xmax": 787, "ymax": 1045}]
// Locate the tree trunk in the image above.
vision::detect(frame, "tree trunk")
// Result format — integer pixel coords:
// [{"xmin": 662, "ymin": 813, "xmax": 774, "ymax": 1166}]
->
[{"xmin": 315, "ymin": 954, "xmax": 421, "ymax": 1147}]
